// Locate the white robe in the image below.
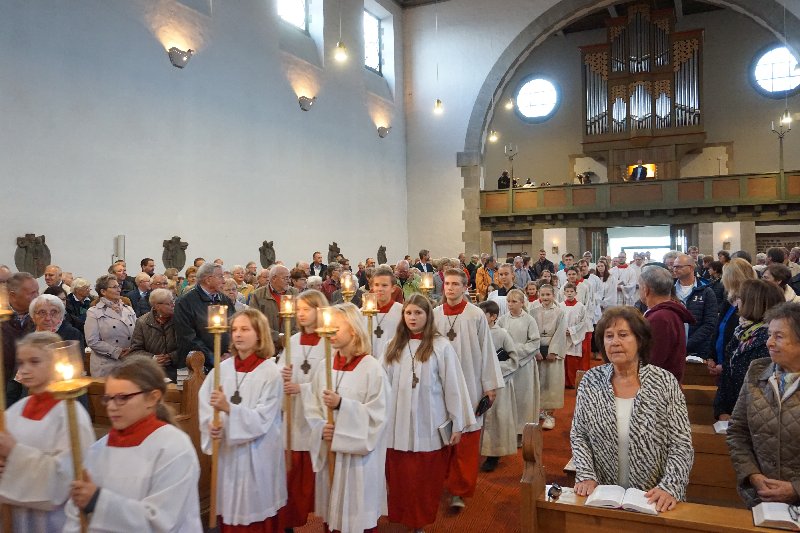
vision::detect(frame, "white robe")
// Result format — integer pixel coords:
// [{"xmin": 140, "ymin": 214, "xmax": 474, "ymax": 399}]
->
[
  {"xmin": 303, "ymin": 354, "xmax": 389, "ymax": 533},
  {"xmin": 433, "ymin": 302, "xmax": 504, "ymax": 432},
  {"xmin": 199, "ymin": 357, "xmax": 286, "ymax": 525},
  {"xmin": 283, "ymin": 333, "xmax": 327, "ymax": 450},
  {"xmin": 594, "ymin": 275, "xmax": 617, "ymax": 319},
  {"xmin": 0, "ymin": 398, "xmax": 94, "ymax": 533},
  {"xmin": 497, "ymin": 312, "xmax": 541, "ymax": 434},
  {"xmin": 529, "ymin": 301, "xmax": 567, "ymax": 410},
  {"xmin": 63, "ymin": 424, "xmax": 202, "ymax": 532},
  {"xmin": 487, "ymin": 290, "xmax": 508, "ymax": 316},
  {"xmin": 383, "ymin": 336, "xmax": 475, "ymax": 452},
  {"xmin": 366, "ymin": 302, "xmax": 403, "ymax": 363},
  {"xmin": 562, "ymin": 301, "xmax": 591, "ymax": 357},
  {"xmin": 480, "ymin": 326, "xmax": 519, "ymax": 456},
  {"xmin": 611, "ymin": 265, "xmax": 638, "ymax": 306}
]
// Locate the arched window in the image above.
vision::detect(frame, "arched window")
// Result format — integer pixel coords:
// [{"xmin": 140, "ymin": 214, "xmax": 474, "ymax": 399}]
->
[
  {"xmin": 751, "ymin": 45, "xmax": 800, "ymax": 97},
  {"xmin": 515, "ymin": 77, "xmax": 560, "ymax": 122}
]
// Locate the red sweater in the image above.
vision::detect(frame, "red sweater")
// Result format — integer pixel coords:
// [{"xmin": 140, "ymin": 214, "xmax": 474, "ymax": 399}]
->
[{"xmin": 644, "ymin": 300, "xmax": 696, "ymax": 383}]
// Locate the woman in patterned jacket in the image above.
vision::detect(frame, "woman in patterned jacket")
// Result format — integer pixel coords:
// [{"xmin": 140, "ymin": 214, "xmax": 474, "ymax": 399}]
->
[{"xmin": 570, "ymin": 307, "xmax": 694, "ymax": 512}]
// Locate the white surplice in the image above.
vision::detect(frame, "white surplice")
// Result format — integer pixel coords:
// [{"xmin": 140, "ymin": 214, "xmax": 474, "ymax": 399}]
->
[
  {"xmin": 0, "ymin": 398, "xmax": 94, "ymax": 533},
  {"xmin": 593, "ymin": 274, "xmax": 617, "ymax": 320},
  {"xmin": 63, "ymin": 425, "xmax": 202, "ymax": 532},
  {"xmin": 433, "ymin": 302, "xmax": 504, "ymax": 432},
  {"xmin": 528, "ymin": 301, "xmax": 568, "ymax": 410},
  {"xmin": 302, "ymin": 354, "xmax": 389, "ymax": 533},
  {"xmin": 366, "ymin": 302, "xmax": 403, "ymax": 363},
  {"xmin": 283, "ymin": 333, "xmax": 327, "ymax": 450},
  {"xmin": 562, "ymin": 301, "xmax": 591, "ymax": 357},
  {"xmin": 480, "ymin": 325, "xmax": 519, "ymax": 456},
  {"xmin": 487, "ymin": 291, "xmax": 508, "ymax": 316},
  {"xmin": 611, "ymin": 265, "xmax": 639, "ymax": 306},
  {"xmin": 383, "ymin": 336, "xmax": 475, "ymax": 452},
  {"xmin": 199, "ymin": 357, "xmax": 287, "ymax": 525},
  {"xmin": 497, "ymin": 311, "xmax": 541, "ymax": 434}
]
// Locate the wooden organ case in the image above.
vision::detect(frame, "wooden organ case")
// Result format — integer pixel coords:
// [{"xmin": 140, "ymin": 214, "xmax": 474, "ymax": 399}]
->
[{"xmin": 581, "ymin": 4, "xmax": 706, "ymax": 181}]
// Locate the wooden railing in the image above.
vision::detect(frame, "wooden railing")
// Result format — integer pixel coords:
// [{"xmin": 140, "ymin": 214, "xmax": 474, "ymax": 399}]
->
[{"xmin": 481, "ymin": 171, "xmax": 800, "ymax": 218}]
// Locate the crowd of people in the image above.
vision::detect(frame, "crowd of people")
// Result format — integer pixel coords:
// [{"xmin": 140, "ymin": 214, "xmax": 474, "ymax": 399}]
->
[{"xmin": 0, "ymin": 241, "xmax": 797, "ymax": 531}]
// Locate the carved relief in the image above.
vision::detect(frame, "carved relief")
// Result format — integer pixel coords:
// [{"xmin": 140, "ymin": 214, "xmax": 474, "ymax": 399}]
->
[
  {"xmin": 14, "ymin": 234, "xmax": 51, "ymax": 278},
  {"xmin": 162, "ymin": 236, "xmax": 188, "ymax": 271},
  {"xmin": 259, "ymin": 241, "xmax": 276, "ymax": 269}
]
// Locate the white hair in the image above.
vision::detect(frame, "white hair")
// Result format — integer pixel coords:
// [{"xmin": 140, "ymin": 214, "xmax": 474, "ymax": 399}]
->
[{"xmin": 29, "ymin": 294, "xmax": 65, "ymax": 318}]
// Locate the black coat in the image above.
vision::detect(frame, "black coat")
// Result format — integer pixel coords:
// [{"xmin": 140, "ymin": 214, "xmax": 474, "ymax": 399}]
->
[
  {"xmin": 56, "ymin": 321, "xmax": 85, "ymax": 352},
  {"xmin": 2, "ymin": 313, "xmax": 34, "ymax": 406},
  {"xmin": 173, "ymin": 287, "xmax": 234, "ymax": 371},
  {"xmin": 679, "ymin": 281, "xmax": 718, "ymax": 360},
  {"xmin": 125, "ymin": 289, "xmax": 152, "ymax": 317},
  {"xmin": 65, "ymin": 293, "xmax": 92, "ymax": 332},
  {"xmin": 531, "ymin": 259, "xmax": 555, "ymax": 280}
]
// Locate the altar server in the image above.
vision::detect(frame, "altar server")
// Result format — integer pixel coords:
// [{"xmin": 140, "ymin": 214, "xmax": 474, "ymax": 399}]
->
[
  {"xmin": 612, "ymin": 252, "xmax": 638, "ymax": 305},
  {"xmin": 65, "ymin": 356, "xmax": 202, "ymax": 532},
  {"xmin": 434, "ymin": 268, "xmax": 503, "ymax": 511},
  {"xmin": 529, "ymin": 284, "xmax": 567, "ymax": 430},
  {"xmin": 367, "ymin": 266, "xmax": 403, "ymax": 362},
  {"xmin": 199, "ymin": 308, "xmax": 286, "ymax": 531},
  {"xmin": 562, "ymin": 283, "xmax": 591, "ymax": 389},
  {"xmin": 383, "ymin": 294, "xmax": 474, "ymax": 532},
  {"xmin": 478, "ymin": 300, "xmax": 519, "ymax": 472},
  {"xmin": 280, "ymin": 289, "xmax": 328, "ymax": 530},
  {"xmin": 0, "ymin": 332, "xmax": 94, "ymax": 532},
  {"xmin": 497, "ymin": 289, "xmax": 541, "ymax": 443},
  {"xmin": 303, "ymin": 303, "xmax": 389, "ymax": 533}
]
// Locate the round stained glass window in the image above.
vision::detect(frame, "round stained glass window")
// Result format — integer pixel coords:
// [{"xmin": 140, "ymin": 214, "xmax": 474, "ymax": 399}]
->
[
  {"xmin": 515, "ymin": 77, "xmax": 560, "ymax": 122},
  {"xmin": 752, "ymin": 45, "xmax": 800, "ymax": 97}
]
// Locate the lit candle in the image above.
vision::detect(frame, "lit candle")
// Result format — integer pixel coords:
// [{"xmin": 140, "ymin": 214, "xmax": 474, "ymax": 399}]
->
[
  {"xmin": 56, "ymin": 361, "xmax": 75, "ymax": 381},
  {"xmin": 323, "ymin": 309, "xmax": 331, "ymax": 328},
  {"xmin": 343, "ymin": 276, "xmax": 351, "ymax": 290},
  {"xmin": 213, "ymin": 315, "xmax": 221, "ymax": 326},
  {"xmin": 366, "ymin": 299, "xmax": 375, "ymax": 311},
  {"xmin": 0, "ymin": 285, "xmax": 7, "ymax": 310}
]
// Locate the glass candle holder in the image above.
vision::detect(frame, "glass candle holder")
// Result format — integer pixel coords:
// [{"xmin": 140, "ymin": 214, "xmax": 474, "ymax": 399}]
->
[
  {"xmin": 316, "ymin": 307, "xmax": 339, "ymax": 335},
  {"xmin": 280, "ymin": 294, "xmax": 296, "ymax": 316},
  {"xmin": 362, "ymin": 292, "xmax": 378, "ymax": 314},
  {"xmin": 48, "ymin": 340, "xmax": 91, "ymax": 395},
  {"xmin": 208, "ymin": 305, "xmax": 228, "ymax": 329},
  {"xmin": 420, "ymin": 272, "xmax": 434, "ymax": 290}
]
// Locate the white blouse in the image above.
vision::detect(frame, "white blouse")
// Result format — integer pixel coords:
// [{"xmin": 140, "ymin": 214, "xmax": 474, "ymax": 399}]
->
[{"xmin": 615, "ymin": 396, "xmax": 635, "ymax": 488}]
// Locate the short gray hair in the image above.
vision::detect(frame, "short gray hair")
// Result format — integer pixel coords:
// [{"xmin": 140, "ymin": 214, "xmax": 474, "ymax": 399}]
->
[
  {"xmin": 135, "ymin": 272, "xmax": 151, "ymax": 283},
  {"xmin": 71, "ymin": 277, "xmax": 90, "ymax": 290},
  {"xmin": 231, "ymin": 265, "xmax": 245, "ymax": 274},
  {"xmin": 639, "ymin": 265, "xmax": 674, "ymax": 297},
  {"xmin": 196, "ymin": 262, "xmax": 221, "ymax": 285},
  {"xmin": 29, "ymin": 294, "xmax": 65, "ymax": 318},
  {"xmin": 8, "ymin": 272, "xmax": 36, "ymax": 293},
  {"xmin": 307, "ymin": 275, "xmax": 323, "ymax": 289},
  {"xmin": 663, "ymin": 250, "xmax": 681, "ymax": 263},
  {"xmin": 148, "ymin": 288, "xmax": 173, "ymax": 306}
]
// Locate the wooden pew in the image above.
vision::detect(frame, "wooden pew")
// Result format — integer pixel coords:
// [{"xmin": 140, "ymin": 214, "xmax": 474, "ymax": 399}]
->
[
  {"xmin": 521, "ymin": 423, "xmax": 760, "ymax": 532},
  {"xmin": 683, "ymin": 361, "xmax": 717, "ymax": 387},
  {"xmin": 688, "ymin": 424, "xmax": 742, "ymax": 508},
  {"xmin": 86, "ymin": 352, "xmax": 211, "ymax": 515},
  {"xmin": 683, "ymin": 384, "xmax": 717, "ymax": 425}
]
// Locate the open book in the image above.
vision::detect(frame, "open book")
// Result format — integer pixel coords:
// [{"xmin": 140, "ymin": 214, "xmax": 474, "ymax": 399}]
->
[
  {"xmin": 584, "ymin": 485, "xmax": 657, "ymax": 515},
  {"xmin": 752, "ymin": 502, "xmax": 800, "ymax": 531}
]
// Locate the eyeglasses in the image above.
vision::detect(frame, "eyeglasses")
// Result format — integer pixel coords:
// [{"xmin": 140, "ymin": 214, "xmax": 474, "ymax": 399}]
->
[
  {"xmin": 156, "ymin": 301, "xmax": 175, "ymax": 307},
  {"xmin": 34, "ymin": 310, "xmax": 62, "ymax": 318},
  {"xmin": 672, "ymin": 264, "xmax": 692, "ymax": 270},
  {"xmin": 100, "ymin": 390, "xmax": 150, "ymax": 406}
]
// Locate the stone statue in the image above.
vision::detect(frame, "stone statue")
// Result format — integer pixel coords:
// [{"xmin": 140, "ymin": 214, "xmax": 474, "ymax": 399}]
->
[
  {"xmin": 328, "ymin": 242, "xmax": 340, "ymax": 265},
  {"xmin": 259, "ymin": 241, "xmax": 276, "ymax": 269},
  {"xmin": 162, "ymin": 236, "xmax": 188, "ymax": 271},
  {"xmin": 14, "ymin": 234, "xmax": 51, "ymax": 278},
  {"xmin": 377, "ymin": 245, "xmax": 387, "ymax": 265}
]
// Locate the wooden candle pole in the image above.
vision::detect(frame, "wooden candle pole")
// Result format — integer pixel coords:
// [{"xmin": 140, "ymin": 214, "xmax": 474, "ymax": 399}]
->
[
  {"xmin": 283, "ymin": 314, "xmax": 293, "ymax": 472},
  {"xmin": 0, "ymin": 311, "xmax": 13, "ymax": 532},
  {"xmin": 65, "ymin": 396, "xmax": 88, "ymax": 533},
  {"xmin": 209, "ymin": 331, "xmax": 222, "ymax": 529},
  {"xmin": 323, "ymin": 335, "xmax": 335, "ymax": 487}
]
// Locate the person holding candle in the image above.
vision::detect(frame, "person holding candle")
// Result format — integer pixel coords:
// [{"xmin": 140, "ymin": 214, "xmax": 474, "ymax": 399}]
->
[
  {"xmin": 199, "ymin": 309, "xmax": 286, "ymax": 531},
  {"xmin": 383, "ymin": 294, "xmax": 474, "ymax": 531},
  {"xmin": 367, "ymin": 266, "xmax": 404, "ymax": 362},
  {"xmin": 0, "ymin": 332, "xmax": 94, "ymax": 531},
  {"xmin": 302, "ymin": 303, "xmax": 389, "ymax": 533},
  {"xmin": 434, "ymin": 268, "xmax": 503, "ymax": 511},
  {"xmin": 64, "ymin": 356, "xmax": 202, "ymax": 532},
  {"xmin": 85, "ymin": 274, "xmax": 137, "ymax": 378},
  {"xmin": 279, "ymin": 289, "xmax": 329, "ymax": 530}
]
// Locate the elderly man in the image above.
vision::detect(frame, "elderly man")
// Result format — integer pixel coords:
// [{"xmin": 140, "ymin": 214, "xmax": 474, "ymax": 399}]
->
[
  {"xmin": 109, "ymin": 261, "xmax": 136, "ymax": 292},
  {"xmin": 321, "ymin": 262, "xmax": 342, "ymax": 302},
  {"xmin": 129, "ymin": 288, "xmax": 180, "ymax": 382},
  {"xmin": 310, "ymin": 251, "xmax": 326, "ymax": 277},
  {"xmin": 395, "ymin": 260, "xmax": 411, "ymax": 287},
  {"xmin": 66, "ymin": 277, "xmax": 93, "ymax": 333},
  {"xmin": 150, "ymin": 273, "xmax": 168, "ymax": 291},
  {"xmin": 0, "ymin": 265, "xmax": 11, "ymax": 285},
  {"xmin": 245, "ymin": 261, "xmax": 258, "ymax": 276},
  {"xmin": 640, "ymin": 266, "xmax": 696, "ymax": 382},
  {"xmin": 231, "ymin": 265, "xmax": 254, "ymax": 301},
  {"xmin": 254, "ymin": 268, "xmax": 270, "ymax": 290},
  {"xmin": 140, "ymin": 257, "xmax": 156, "ymax": 276},
  {"xmin": 672, "ymin": 254, "xmax": 718, "ymax": 361},
  {"xmin": 513, "ymin": 256, "xmax": 531, "ymax": 289},
  {"xmin": 173, "ymin": 262, "xmax": 234, "ymax": 370},
  {"xmin": 250, "ymin": 264, "xmax": 298, "ymax": 350},
  {"xmin": 2, "ymin": 273, "xmax": 39, "ymax": 405},
  {"xmin": 44, "ymin": 264, "xmax": 71, "ymax": 294},
  {"xmin": 126, "ymin": 272, "xmax": 152, "ymax": 317},
  {"xmin": 296, "ymin": 261, "xmax": 311, "ymax": 276}
]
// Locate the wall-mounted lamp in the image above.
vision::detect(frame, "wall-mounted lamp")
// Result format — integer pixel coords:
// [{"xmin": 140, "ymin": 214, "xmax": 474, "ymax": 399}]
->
[
  {"xmin": 334, "ymin": 41, "xmax": 348, "ymax": 63},
  {"xmin": 504, "ymin": 98, "xmax": 514, "ymax": 110},
  {"xmin": 377, "ymin": 126, "xmax": 391, "ymax": 138},
  {"xmin": 433, "ymin": 98, "xmax": 444, "ymax": 115},
  {"xmin": 488, "ymin": 130, "xmax": 499, "ymax": 143},
  {"xmin": 168, "ymin": 47, "xmax": 194, "ymax": 69},
  {"xmin": 298, "ymin": 96, "xmax": 316, "ymax": 111}
]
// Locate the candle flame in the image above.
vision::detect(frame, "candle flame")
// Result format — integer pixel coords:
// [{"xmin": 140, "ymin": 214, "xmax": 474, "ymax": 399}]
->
[
  {"xmin": 56, "ymin": 362, "xmax": 74, "ymax": 381},
  {"xmin": 323, "ymin": 310, "xmax": 331, "ymax": 327},
  {"xmin": 213, "ymin": 315, "xmax": 221, "ymax": 326}
]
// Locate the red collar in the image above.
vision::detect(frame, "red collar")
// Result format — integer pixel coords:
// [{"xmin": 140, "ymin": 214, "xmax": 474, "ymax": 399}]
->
[
  {"xmin": 108, "ymin": 413, "xmax": 166, "ymax": 447},
  {"xmin": 333, "ymin": 353, "xmax": 367, "ymax": 371},
  {"xmin": 528, "ymin": 296, "xmax": 537, "ymax": 302},
  {"xmin": 21, "ymin": 391, "xmax": 60, "ymax": 421},
  {"xmin": 300, "ymin": 332, "xmax": 321, "ymax": 346},
  {"xmin": 564, "ymin": 299, "xmax": 578, "ymax": 306},
  {"xmin": 574, "ymin": 277, "xmax": 584, "ymax": 285},
  {"xmin": 270, "ymin": 289, "xmax": 281, "ymax": 307},
  {"xmin": 617, "ymin": 263, "xmax": 628, "ymax": 269},
  {"xmin": 378, "ymin": 300, "xmax": 395, "ymax": 314},
  {"xmin": 410, "ymin": 332, "xmax": 424, "ymax": 340},
  {"xmin": 443, "ymin": 299, "xmax": 468, "ymax": 316},
  {"xmin": 234, "ymin": 353, "xmax": 267, "ymax": 372}
]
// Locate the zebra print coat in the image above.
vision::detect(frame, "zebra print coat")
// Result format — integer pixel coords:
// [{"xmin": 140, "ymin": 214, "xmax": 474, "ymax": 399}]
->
[{"xmin": 570, "ymin": 363, "xmax": 694, "ymax": 500}]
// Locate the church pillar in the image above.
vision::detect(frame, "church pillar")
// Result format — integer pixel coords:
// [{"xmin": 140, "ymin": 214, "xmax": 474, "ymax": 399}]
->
[
  {"xmin": 531, "ymin": 228, "xmax": 544, "ymax": 253},
  {"xmin": 740, "ymin": 221, "xmax": 756, "ymax": 255},
  {"xmin": 566, "ymin": 228, "xmax": 580, "ymax": 257},
  {"xmin": 458, "ymin": 151, "xmax": 482, "ymax": 256},
  {"xmin": 698, "ymin": 223, "xmax": 714, "ymax": 255}
]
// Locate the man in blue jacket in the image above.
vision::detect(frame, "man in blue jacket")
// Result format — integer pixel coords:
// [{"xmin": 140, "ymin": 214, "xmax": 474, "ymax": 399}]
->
[{"xmin": 672, "ymin": 254, "xmax": 717, "ymax": 360}]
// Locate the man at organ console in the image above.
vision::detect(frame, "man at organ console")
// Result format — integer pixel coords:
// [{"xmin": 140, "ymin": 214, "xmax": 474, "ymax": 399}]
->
[{"xmin": 630, "ymin": 160, "xmax": 648, "ymax": 181}]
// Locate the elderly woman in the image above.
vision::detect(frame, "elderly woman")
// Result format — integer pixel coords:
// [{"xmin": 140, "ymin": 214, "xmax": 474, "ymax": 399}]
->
[
  {"xmin": 571, "ymin": 306, "xmax": 693, "ymax": 512},
  {"xmin": 714, "ymin": 279, "xmax": 784, "ymax": 420},
  {"xmin": 289, "ymin": 267, "xmax": 307, "ymax": 292},
  {"xmin": 306, "ymin": 275, "xmax": 323, "ymax": 292},
  {"xmin": 763, "ymin": 263, "xmax": 800, "ymax": 303},
  {"xmin": 128, "ymin": 288, "xmax": 181, "ymax": 382},
  {"xmin": 222, "ymin": 278, "xmax": 249, "ymax": 313},
  {"xmin": 727, "ymin": 302, "xmax": 800, "ymax": 507},
  {"xmin": 178, "ymin": 266, "xmax": 198, "ymax": 296},
  {"xmin": 84, "ymin": 274, "xmax": 137, "ymax": 377},
  {"xmin": 30, "ymin": 294, "xmax": 83, "ymax": 347},
  {"xmin": 64, "ymin": 277, "xmax": 93, "ymax": 335}
]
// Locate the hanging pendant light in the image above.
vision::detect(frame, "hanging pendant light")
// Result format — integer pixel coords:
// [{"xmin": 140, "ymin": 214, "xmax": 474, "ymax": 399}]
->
[
  {"xmin": 334, "ymin": 41, "xmax": 348, "ymax": 62},
  {"xmin": 433, "ymin": 99, "xmax": 444, "ymax": 114},
  {"xmin": 488, "ymin": 130, "xmax": 499, "ymax": 143}
]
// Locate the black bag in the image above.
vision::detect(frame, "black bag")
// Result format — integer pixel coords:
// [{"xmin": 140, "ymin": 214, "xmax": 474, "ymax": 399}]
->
[{"xmin": 496, "ymin": 347, "xmax": 510, "ymax": 362}]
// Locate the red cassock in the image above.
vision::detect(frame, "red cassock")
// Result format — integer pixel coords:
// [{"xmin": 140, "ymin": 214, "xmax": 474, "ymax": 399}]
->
[
  {"xmin": 387, "ymin": 447, "xmax": 451, "ymax": 527},
  {"xmin": 278, "ymin": 451, "xmax": 315, "ymax": 529},
  {"xmin": 445, "ymin": 429, "xmax": 481, "ymax": 497}
]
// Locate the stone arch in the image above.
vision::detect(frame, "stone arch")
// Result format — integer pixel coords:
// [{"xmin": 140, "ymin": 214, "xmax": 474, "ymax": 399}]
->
[{"xmin": 458, "ymin": 0, "xmax": 800, "ymax": 254}]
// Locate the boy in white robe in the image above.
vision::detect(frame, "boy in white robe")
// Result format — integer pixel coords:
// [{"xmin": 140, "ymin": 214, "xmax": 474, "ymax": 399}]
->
[
  {"xmin": 562, "ymin": 284, "xmax": 591, "ymax": 390},
  {"xmin": 303, "ymin": 303, "xmax": 389, "ymax": 533},
  {"xmin": 365, "ymin": 266, "xmax": 403, "ymax": 362},
  {"xmin": 496, "ymin": 289, "xmax": 541, "ymax": 445},
  {"xmin": 0, "ymin": 333, "xmax": 95, "ymax": 533},
  {"xmin": 433, "ymin": 269, "xmax": 503, "ymax": 511},
  {"xmin": 478, "ymin": 300, "xmax": 519, "ymax": 471},
  {"xmin": 529, "ymin": 284, "xmax": 567, "ymax": 430},
  {"xmin": 199, "ymin": 310, "xmax": 286, "ymax": 530}
]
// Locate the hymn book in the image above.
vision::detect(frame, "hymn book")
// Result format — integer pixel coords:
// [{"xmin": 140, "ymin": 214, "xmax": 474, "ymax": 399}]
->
[
  {"xmin": 752, "ymin": 502, "xmax": 800, "ymax": 531},
  {"xmin": 584, "ymin": 486, "xmax": 658, "ymax": 515}
]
